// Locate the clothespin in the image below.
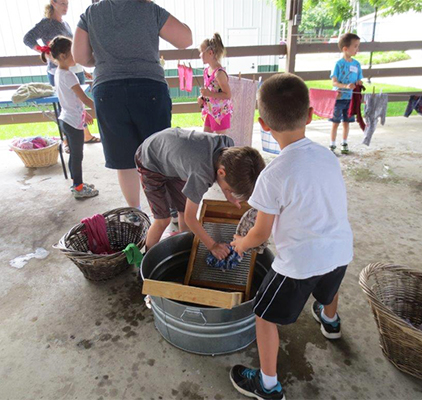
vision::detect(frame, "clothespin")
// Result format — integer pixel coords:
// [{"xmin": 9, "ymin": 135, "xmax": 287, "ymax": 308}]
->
[
  {"xmin": 238, "ymin": 72, "xmax": 241, "ymax": 80},
  {"xmin": 372, "ymin": 86, "xmax": 376, "ymax": 95},
  {"xmin": 189, "ymin": 62, "xmax": 193, "ymax": 71},
  {"xmin": 252, "ymin": 74, "xmax": 255, "ymax": 83},
  {"xmin": 178, "ymin": 59, "xmax": 180, "ymax": 65},
  {"xmin": 160, "ymin": 55, "xmax": 165, "ymax": 67}
]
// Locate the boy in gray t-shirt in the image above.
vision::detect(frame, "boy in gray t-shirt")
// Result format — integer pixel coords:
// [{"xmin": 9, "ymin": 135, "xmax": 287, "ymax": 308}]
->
[{"xmin": 135, "ymin": 127, "xmax": 265, "ymax": 258}]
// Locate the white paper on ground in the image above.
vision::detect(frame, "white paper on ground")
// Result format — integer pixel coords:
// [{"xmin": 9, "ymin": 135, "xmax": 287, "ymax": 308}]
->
[{"xmin": 9, "ymin": 248, "xmax": 50, "ymax": 269}]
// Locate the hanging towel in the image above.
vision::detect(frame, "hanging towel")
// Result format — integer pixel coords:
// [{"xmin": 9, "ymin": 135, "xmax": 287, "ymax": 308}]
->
[
  {"xmin": 404, "ymin": 96, "xmax": 422, "ymax": 117},
  {"xmin": 123, "ymin": 243, "xmax": 143, "ymax": 268},
  {"xmin": 309, "ymin": 88, "xmax": 338, "ymax": 119},
  {"xmin": 363, "ymin": 93, "xmax": 388, "ymax": 146},
  {"xmin": 206, "ymin": 246, "xmax": 242, "ymax": 271},
  {"xmin": 177, "ymin": 64, "xmax": 185, "ymax": 91},
  {"xmin": 348, "ymin": 84, "xmax": 366, "ymax": 131},
  {"xmin": 12, "ymin": 83, "xmax": 54, "ymax": 104},
  {"xmin": 228, "ymin": 77, "xmax": 258, "ymax": 146},
  {"xmin": 236, "ymin": 208, "xmax": 268, "ymax": 254},
  {"xmin": 81, "ymin": 214, "xmax": 114, "ymax": 255},
  {"xmin": 184, "ymin": 65, "xmax": 193, "ymax": 92}
]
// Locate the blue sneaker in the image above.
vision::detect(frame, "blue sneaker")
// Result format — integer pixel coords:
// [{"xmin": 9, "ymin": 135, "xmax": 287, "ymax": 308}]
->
[
  {"xmin": 230, "ymin": 365, "xmax": 285, "ymax": 400},
  {"xmin": 312, "ymin": 301, "xmax": 341, "ymax": 339}
]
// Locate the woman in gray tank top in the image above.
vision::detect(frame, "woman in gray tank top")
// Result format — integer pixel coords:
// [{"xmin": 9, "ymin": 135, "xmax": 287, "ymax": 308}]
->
[
  {"xmin": 23, "ymin": 0, "xmax": 100, "ymax": 144},
  {"xmin": 73, "ymin": 0, "xmax": 192, "ymax": 210}
]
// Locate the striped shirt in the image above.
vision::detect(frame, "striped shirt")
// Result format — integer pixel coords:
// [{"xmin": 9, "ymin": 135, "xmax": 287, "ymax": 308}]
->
[{"xmin": 23, "ymin": 18, "xmax": 83, "ymax": 75}]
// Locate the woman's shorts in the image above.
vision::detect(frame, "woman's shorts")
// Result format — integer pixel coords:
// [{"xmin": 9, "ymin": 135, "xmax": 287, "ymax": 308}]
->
[
  {"xmin": 204, "ymin": 113, "xmax": 231, "ymax": 132},
  {"xmin": 329, "ymin": 99, "xmax": 355, "ymax": 123},
  {"xmin": 253, "ymin": 265, "xmax": 347, "ymax": 325},
  {"xmin": 93, "ymin": 79, "xmax": 172, "ymax": 169}
]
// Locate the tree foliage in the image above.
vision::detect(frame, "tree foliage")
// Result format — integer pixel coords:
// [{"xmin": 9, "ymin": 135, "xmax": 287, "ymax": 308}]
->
[{"xmin": 270, "ymin": 0, "xmax": 422, "ymax": 22}]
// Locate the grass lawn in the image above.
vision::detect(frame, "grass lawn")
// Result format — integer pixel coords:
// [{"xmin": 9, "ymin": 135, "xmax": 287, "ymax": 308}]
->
[{"xmin": 0, "ymin": 80, "xmax": 416, "ymax": 141}]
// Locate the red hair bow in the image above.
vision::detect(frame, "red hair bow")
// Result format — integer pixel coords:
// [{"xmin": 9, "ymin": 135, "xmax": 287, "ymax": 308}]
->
[{"xmin": 36, "ymin": 45, "xmax": 51, "ymax": 54}]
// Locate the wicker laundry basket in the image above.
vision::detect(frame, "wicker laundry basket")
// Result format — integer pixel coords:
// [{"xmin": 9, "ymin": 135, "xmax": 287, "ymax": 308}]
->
[
  {"xmin": 359, "ymin": 263, "xmax": 422, "ymax": 379},
  {"xmin": 54, "ymin": 208, "xmax": 150, "ymax": 281},
  {"xmin": 11, "ymin": 141, "xmax": 60, "ymax": 168}
]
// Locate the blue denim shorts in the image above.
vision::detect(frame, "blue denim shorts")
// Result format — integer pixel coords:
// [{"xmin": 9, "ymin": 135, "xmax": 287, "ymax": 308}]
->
[
  {"xmin": 329, "ymin": 99, "xmax": 355, "ymax": 123},
  {"xmin": 93, "ymin": 79, "xmax": 172, "ymax": 169}
]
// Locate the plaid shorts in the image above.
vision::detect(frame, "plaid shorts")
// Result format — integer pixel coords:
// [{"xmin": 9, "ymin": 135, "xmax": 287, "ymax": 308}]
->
[{"xmin": 135, "ymin": 150, "xmax": 187, "ymax": 219}]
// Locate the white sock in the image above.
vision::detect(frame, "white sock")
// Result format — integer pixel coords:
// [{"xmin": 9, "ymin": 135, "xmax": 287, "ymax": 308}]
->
[
  {"xmin": 322, "ymin": 309, "xmax": 338, "ymax": 323},
  {"xmin": 341, "ymin": 140, "xmax": 348, "ymax": 145},
  {"xmin": 260, "ymin": 370, "xmax": 278, "ymax": 390},
  {"xmin": 330, "ymin": 141, "xmax": 336, "ymax": 147}
]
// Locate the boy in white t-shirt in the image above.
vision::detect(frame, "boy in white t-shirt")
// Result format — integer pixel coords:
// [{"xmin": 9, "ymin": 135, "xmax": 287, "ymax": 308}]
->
[
  {"xmin": 229, "ymin": 73, "xmax": 353, "ymax": 400},
  {"xmin": 41, "ymin": 36, "xmax": 98, "ymax": 199}
]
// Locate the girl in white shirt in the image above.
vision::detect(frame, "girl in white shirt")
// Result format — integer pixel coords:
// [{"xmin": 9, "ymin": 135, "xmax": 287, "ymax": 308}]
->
[{"xmin": 41, "ymin": 36, "xmax": 98, "ymax": 199}]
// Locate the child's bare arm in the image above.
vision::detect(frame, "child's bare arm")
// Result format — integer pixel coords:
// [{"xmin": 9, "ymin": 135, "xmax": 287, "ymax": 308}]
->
[
  {"xmin": 184, "ymin": 199, "xmax": 230, "ymax": 259},
  {"xmin": 231, "ymin": 211, "xmax": 274, "ymax": 255},
  {"xmin": 332, "ymin": 77, "xmax": 355, "ymax": 90},
  {"xmin": 200, "ymin": 71, "xmax": 231, "ymax": 100},
  {"xmin": 71, "ymin": 84, "xmax": 95, "ymax": 109}
]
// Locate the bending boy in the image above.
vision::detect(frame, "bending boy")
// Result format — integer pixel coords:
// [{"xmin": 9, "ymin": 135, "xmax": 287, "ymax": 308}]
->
[
  {"xmin": 135, "ymin": 128, "xmax": 265, "ymax": 258},
  {"xmin": 230, "ymin": 74, "xmax": 353, "ymax": 400}
]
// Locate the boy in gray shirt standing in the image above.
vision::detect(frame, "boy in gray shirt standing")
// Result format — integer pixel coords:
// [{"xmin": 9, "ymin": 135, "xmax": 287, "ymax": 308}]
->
[{"xmin": 135, "ymin": 128, "xmax": 265, "ymax": 258}]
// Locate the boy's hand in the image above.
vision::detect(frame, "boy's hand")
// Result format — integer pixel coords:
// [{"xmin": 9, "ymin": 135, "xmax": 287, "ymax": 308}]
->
[
  {"xmin": 357, "ymin": 80, "xmax": 363, "ymax": 86},
  {"xmin": 200, "ymin": 88, "xmax": 212, "ymax": 98},
  {"xmin": 222, "ymin": 189, "xmax": 241, "ymax": 209},
  {"xmin": 84, "ymin": 71, "xmax": 93, "ymax": 80},
  {"xmin": 210, "ymin": 242, "xmax": 230, "ymax": 260},
  {"xmin": 84, "ymin": 112, "xmax": 94, "ymax": 125},
  {"xmin": 346, "ymin": 83, "xmax": 356, "ymax": 90},
  {"xmin": 231, "ymin": 234, "xmax": 248, "ymax": 256},
  {"xmin": 197, "ymin": 96, "xmax": 204, "ymax": 108}
]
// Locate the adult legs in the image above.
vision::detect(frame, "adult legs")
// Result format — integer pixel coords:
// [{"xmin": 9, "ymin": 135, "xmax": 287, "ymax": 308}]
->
[{"xmin": 117, "ymin": 169, "xmax": 141, "ymax": 208}]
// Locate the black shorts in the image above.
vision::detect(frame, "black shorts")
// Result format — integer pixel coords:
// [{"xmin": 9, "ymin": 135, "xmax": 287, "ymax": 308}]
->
[
  {"xmin": 253, "ymin": 265, "xmax": 347, "ymax": 325},
  {"xmin": 92, "ymin": 78, "xmax": 172, "ymax": 170}
]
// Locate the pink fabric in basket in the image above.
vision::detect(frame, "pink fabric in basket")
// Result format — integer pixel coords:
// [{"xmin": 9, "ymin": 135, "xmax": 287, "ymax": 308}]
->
[{"xmin": 81, "ymin": 214, "xmax": 114, "ymax": 255}]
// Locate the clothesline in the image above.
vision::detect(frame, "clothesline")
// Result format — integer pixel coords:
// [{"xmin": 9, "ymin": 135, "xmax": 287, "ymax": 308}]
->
[{"xmin": 309, "ymin": 88, "xmax": 420, "ymax": 97}]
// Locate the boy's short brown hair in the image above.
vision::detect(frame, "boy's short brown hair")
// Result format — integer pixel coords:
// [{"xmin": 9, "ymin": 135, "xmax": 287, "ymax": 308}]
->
[
  {"xmin": 217, "ymin": 147, "xmax": 265, "ymax": 200},
  {"xmin": 258, "ymin": 73, "xmax": 309, "ymax": 132},
  {"xmin": 338, "ymin": 33, "xmax": 360, "ymax": 51}
]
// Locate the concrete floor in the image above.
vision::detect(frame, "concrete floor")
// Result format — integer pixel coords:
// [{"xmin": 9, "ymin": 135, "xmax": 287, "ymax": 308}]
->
[{"xmin": 1, "ymin": 117, "xmax": 422, "ymax": 400}]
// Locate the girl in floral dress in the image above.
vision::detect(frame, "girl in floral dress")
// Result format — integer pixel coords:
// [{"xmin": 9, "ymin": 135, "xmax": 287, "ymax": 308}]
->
[{"xmin": 198, "ymin": 33, "xmax": 233, "ymax": 134}]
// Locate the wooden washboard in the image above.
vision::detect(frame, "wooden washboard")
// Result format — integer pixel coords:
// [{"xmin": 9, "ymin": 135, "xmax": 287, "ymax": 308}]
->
[{"xmin": 184, "ymin": 200, "xmax": 257, "ymax": 301}]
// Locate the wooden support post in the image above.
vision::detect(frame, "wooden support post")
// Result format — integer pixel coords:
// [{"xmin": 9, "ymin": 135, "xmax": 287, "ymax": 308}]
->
[
  {"xmin": 286, "ymin": 21, "xmax": 298, "ymax": 73},
  {"xmin": 285, "ymin": 0, "xmax": 303, "ymax": 74}
]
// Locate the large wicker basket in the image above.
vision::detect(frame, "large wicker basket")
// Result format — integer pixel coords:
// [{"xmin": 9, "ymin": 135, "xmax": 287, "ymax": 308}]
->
[
  {"xmin": 11, "ymin": 141, "xmax": 60, "ymax": 168},
  {"xmin": 359, "ymin": 263, "xmax": 422, "ymax": 379},
  {"xmin": 54, "ymin": 207, "xmax": 150, "ymax": 281}
]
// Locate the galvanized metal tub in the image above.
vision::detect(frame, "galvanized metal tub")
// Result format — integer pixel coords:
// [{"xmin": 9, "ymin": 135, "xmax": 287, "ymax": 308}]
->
[{"xmin": 141, "ymin": 232, "xmax": 273, "ymax": 355}]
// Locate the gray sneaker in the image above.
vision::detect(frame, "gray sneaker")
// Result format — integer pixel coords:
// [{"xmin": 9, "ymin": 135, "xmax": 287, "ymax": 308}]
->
[
  {"xmin": 329, "ymin": 144, "xmax": 336, "ymax": 152},
  {"xmin": 70, "ymin": 183, "xmax": 95, "ymax": 190},
  {"xmin": 73, "ymin": 184, "xmax": 99, "ymax": 199},
  {"xmin": 341, "ymin": 143, "xmax": 349, "ymax": 154}
]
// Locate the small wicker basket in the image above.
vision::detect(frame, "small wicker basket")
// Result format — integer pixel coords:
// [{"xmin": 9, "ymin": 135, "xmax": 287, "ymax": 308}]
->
[
  {"xmin": 10, "ymin": 141, "xmax": 60, "ymax": 168},
  {"xmin": 54, "ymin": 207, "xmax": 150, "ymax": 281},
  {"xmin": 359, "ymin": 263, "xmax": 422, "ymax": 379}
]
